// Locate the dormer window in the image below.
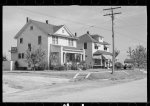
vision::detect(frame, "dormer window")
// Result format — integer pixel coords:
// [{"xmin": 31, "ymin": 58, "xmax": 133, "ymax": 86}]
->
[{"xmin": 30, "ymin": 26, "xmax": 33, "ymax": 30}]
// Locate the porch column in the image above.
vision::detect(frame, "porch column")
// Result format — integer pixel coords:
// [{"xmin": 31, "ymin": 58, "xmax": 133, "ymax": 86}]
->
[
  {"xmin": 60, "ymin": 46, "xmax": 63, "ymax": 65},
  {"xmin": 100, "ymin": 55, "xmax": 102, "ymax": 66},
  {"xmin": 64, "ymin": 52, "xmax": 66, "ymax": 63},
  {"xmin": 83, "ymin": 49, "xmax": 85, "ymax": 61},
  {"xmin": 80, "ymin": 54, "xmax": 82, "ymax": 61},
  {"xmin": 75, "ymin": 53, "xmax": 77, "ymax": 61},
  {"xmin": 105, "ymin": 60, "xmax": 106, "ymax": 68}
]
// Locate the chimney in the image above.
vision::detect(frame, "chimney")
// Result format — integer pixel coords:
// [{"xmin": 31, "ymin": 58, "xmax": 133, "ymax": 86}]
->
[
  {"xmin": 75, "ymin": 32, "xmax": 77, "ymax": 36},
  {"xmin": 87, "ymin": 31, "xmax": 89, "ymax": 34},
  {"xmin": 46, "ymin": 20, "xmax": 48, "ymax": 24},
  {"xmin": 26, "ymin": 17, "xmax": 29, "ymax": 23}
]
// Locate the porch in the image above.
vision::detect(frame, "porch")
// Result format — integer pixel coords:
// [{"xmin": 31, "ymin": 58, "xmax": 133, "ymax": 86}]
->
[
  {"xmin": 93, "ymin": 50, "xmax": 112, "ymax": 69},
  {"xmin": 49, "ymin": 45, "xmax": 85, "ymax": 67}
]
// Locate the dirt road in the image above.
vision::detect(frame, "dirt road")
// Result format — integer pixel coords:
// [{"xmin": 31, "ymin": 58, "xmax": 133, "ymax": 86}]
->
[
  {"xmin": 3, "ymin": 71, "xmax": 147, "ymax": 102},
  {"xmin": 41, "ymin": 78, "xmax": 147, "ymax": 102}
]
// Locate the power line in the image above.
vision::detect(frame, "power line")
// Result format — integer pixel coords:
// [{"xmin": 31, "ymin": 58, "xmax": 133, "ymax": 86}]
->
[
  {"xmin": 16, "ymin": 7, "xmax": 146, "ymax": 46},
  {"xmin": 16, "ymin": 7, "xmax": 112, "ymax": 32}
]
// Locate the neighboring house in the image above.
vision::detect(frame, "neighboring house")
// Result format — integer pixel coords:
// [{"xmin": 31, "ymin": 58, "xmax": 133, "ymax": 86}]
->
[
  {"xmin": 10, "ymin": 18, "xmax": 85, "ymax": 69},
  {"xmin": 77, "ymin": 31, "xmax": 112, "ymax": 68},
  {"xmin": 124, "ymin": 58, "xmax": 134, "ymax": 65}
]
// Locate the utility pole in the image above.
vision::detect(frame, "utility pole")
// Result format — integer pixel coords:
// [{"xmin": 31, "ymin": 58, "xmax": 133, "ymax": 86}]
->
[{"xmin": 103, "ymin": 7, "xmax": 121, "ymax": 74}]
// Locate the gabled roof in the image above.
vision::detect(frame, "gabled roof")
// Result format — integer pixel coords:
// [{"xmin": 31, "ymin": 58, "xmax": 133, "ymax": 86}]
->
[
  {"xmin": 124, "ymin": 59, "xmax": 134, "ymax": 63},
  {"xmin": 91, "ymin": 34, "xmax": 104, "ymax": 38},
  {"xmin": 14, "ymin": 19, "xmax": 76, "ymax": 39},
  {"xmin": 93, "ymin": 50, "xmax": 112, "ymax": 56},
  {"xmin": 79, "ymin": 33, "xmax": 110, "ymax": 45}
]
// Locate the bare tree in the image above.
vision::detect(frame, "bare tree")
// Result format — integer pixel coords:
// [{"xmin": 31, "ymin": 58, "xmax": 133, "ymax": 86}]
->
[
  {"xmin": 25, "ymin": 47, "xmax": 46, "ymax": 71},
  {"xmin": 114, "ymin": 49, "xmax": 120, "ymax": 62},
  {"xmin": 3, "ymin": 55, "xmax": 7, "ymax": 61},
  {"xmin": 127, "ymin": 45, "xmax": 147, "ymax": 69}
]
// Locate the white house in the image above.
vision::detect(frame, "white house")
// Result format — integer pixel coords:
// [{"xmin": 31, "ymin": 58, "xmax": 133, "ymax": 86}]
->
[
  {"xmin": 10, "ymin": 18, "xmax": 85, "ymax": 69},
  {"xmin": 77, "ymin": 31, "xmax": 112, "ymax": 68}
]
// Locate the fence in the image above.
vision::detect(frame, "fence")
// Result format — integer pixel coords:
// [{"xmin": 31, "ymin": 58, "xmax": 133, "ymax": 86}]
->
[{"xmin": 3, "ymin": 61, "xmax": 15, "ymax": 71}]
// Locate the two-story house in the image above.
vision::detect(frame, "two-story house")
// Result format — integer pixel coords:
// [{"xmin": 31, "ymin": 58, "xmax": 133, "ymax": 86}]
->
[
  {"xmin": 77, "ymin": 31, "xmax": 112, "ymax": 68},
  {"xmin": 10, "ymin": 18, "xmax": 85, "ymax": 69}
]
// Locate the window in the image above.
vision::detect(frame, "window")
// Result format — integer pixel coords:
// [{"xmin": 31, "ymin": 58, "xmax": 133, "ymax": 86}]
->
[
  {"xmin": 95, "ymin": 44, "xmax": 98, "ymax": 49},
  {"xmin": 28, "ymin": 43, "xmax": 31, "ymax": 51},
  {"xmin": 30, "ymin": 26, "xmax": 33, "ymax": 30},
  {"xmin": 22, "ymin": 53, "xmax": 24, "ymax": 59},
  {"xmin": 84, "ymin": 42, "xmax": 87, "ymax": 49},
  {"xmin": 20, "ymin": 38, "xmax": 23, "ymax": 44},
  {"xmin": 94, "ymin": 59, "xmax": 101, "ymax": 65},
  {"xmin": 18, "ymin": 53, "xmax": 21, "ymax": 59},
  {"xmin": 52, "ymin": 36, "xmax": 58, "ymax": 44},
  {"xmin": 68, "ymin": 39, "xmax": 73, "ymax": 46},
  {"xmin": 104, "ymin": 46, "xmax": 107, "ymax": 51},
  {"xmin": 62, "ymin": 30, "xmax": 64, "ymax": 33},
  {"xmin": 38, "ymin": 36, "xmax": 42, "ymax": 45}
]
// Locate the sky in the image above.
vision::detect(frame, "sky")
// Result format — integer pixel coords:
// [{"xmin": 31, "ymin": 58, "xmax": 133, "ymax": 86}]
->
[{"xmin": 3, "ymin": 6, "xmax": 147, "ymax": 63}]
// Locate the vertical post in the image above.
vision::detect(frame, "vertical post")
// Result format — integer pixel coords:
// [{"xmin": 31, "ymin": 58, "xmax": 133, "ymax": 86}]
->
[
  {"xmin": 10, "ymin": 61, "xmax": 13, "ymax": 71},
  {"xmin": 103, "ymin": 6, "xmax": 121, "ymax": 74},
  {"xmin": 112, "ymin": 9, "xmax": 115, "ymax": 74},
  {"xmin": 60, "ymin": 46, "xmax": 63, "ymax": 65}
]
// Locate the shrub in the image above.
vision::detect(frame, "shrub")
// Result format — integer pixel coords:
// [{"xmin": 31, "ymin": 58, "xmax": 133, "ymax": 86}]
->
[
  {"xmin": 127, "ymin": 64, "xmax": 134, "ymax": 69},
  {"xmin": 53, "ymin": 65, "xmax": 65, "ymax": 71},
  {"xmin": 38, "ymin": 61, "xmax": 48, "ymax": 70},
  {"xmin": 78, "ymin": 61, "xmax": 87, "ymax": 70},
  {"xmin": 71, "ymin": 62, "xmax": 78, "ymax": 70},
  {"xmin": 115, "ymin": 62, "xmax": 123, "ymax": 70},
  {"xmin": 14, "ymin": 61, "xmax": 19, "ymax": 70}
]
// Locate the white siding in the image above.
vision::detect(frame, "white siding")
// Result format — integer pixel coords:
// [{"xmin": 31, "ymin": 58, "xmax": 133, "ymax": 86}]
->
[
  {"xmin": 50, "ymin": 37, "xmax": 77, "ymax": 48},
  {"xmin": 54, "ymin": 27, "xmax": 70, "ymax": 36},
  {"xmin": 17, "ymin": 23, "xmax": 48, "ymax": 67},
  {"xmin": 92, "ymin": 43, "xmax": 104, "ymax": 53}
]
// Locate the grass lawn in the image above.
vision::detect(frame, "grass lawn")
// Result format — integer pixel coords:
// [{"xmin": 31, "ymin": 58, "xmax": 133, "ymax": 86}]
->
[{"xmin": 3, "ymin": 68, "xmax": 147, "ymax": 80}]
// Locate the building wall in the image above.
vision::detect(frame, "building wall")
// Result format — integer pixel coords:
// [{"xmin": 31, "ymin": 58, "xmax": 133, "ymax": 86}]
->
[
  {"xmin": 77, "ymin": 42, "xmax": 93, "ymax": 67},
  {"xmin": 54, "ymin": 27, "xmax": 70, "ymax": 36},
  {"xmin": 11, "ymin": 52, "xmax": 18, "ymax": 61},
  {"xmin": 92, "ymin": 43, "xmax": 104, "ymax": 53},
  {"xmin": 3, "ymin": 61, "xmax": 11, "ymax": 70},
  {"xmin": 17, "ymin": 23, "xmax": 48, "ymax": 67}
]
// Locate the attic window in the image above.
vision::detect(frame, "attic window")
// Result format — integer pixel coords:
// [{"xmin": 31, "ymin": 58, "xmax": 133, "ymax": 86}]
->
[
  {"xmin": 62, "ymin": 30, "xmax": 64, "ymax": 33},
  {"xmin": 30, "ymin": 26, "xmax": 33, "ymax": 30}
]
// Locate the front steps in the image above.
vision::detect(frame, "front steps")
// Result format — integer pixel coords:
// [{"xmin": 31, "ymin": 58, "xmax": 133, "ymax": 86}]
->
[{"xmin": 70, "ymin": 72, "xmax": 91, "ymax": 82}]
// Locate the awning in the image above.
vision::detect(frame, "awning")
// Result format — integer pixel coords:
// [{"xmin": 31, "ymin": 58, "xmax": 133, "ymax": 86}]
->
[
  {"xmin": 93, "ymin": 55, "xmax": 102, "ymax": 59},
  {"xmin": 93, "ymin": 50, "xmax": 112, "ymax": 56},
  {"xmin": 103, "ymin": 55, "xmax": 112, "ymax": 59}
]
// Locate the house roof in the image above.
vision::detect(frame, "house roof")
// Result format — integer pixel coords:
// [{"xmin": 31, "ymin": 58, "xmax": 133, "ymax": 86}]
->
[
  {"xmin": 124, "ymin": 59, "xmax": 134, "ymax": 63},
  {"xmin": 81, "ymin": 34, "xmax": 110, "ymax": 45},
  {"xmin": 93, "ymin": 50, "xmax": 112, "ymax": 56},
  {"xmin": 14, "ymin": 19, "xmax": 76, "ymax": 39},
  {"xmin": 90, "ymin": 34, "xmax": 104, "ymax": 38}
]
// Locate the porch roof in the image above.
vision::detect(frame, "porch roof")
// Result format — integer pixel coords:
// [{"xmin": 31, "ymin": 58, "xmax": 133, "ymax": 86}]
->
[
  {"xmin": 63, "ymin": 46, "xmax": 82, "ymax": 50},
  {"xmin": 93, "ymin": 50, "xmax": 112, "ymax": 56}
]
